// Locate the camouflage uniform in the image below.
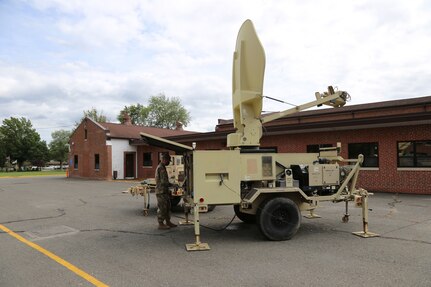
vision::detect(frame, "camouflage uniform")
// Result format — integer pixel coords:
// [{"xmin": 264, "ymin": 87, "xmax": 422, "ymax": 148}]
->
[{"xmin": 155, "ymin": 161, "xmax": 171, "ymax": 224}]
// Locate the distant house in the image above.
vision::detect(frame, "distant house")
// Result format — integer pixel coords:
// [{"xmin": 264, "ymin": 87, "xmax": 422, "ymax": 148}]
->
[{"xmin": 68, "ymin": 116, "xmax": 196, "ymax": 180}]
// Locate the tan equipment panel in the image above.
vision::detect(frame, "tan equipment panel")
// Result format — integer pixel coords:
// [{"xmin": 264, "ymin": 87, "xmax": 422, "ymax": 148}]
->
[{"xmin": 193, "ymin": 150, "xmax": 241, "ymax": 205}]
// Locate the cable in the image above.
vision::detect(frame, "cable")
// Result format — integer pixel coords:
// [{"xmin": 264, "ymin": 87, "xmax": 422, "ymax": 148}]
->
[
  {"xmin": 172, "ymin": 179, "xmax": 241, "ymax": 231},
  {"xmin": 263, "ymin": 95, "xmax": 297, "ymax": 107},
  {"xmin": 202, "ymin": 215, "xmax": 237, "ymax": 231},
  {"xmin": 172, "ymin": 213, "xmax": 238, "ymax": 232}
]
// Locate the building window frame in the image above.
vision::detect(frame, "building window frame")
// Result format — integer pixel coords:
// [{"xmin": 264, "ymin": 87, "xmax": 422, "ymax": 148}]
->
[
  {"xmin": 94, "ymin": 154, "xmax": 100, "ymax": 170},
  {"xmin": 74, "ymin": 155, "xmax": 78, "ymax": 169},
  {"xmin": 397, "ymin": 140, "xmax": 431, "ymax": 168},
  {"xmin": 348, "ymin": 142, "xmax": 379, "ymax": 167},
  {"xmin": 143, "ymin": 152, "xmax": 152, "ymax": 167}
]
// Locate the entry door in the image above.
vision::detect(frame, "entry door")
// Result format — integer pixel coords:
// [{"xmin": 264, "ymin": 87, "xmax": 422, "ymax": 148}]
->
[{"xmin": 125, "ymin": 153, "xmax": 135, "ymax": 178}]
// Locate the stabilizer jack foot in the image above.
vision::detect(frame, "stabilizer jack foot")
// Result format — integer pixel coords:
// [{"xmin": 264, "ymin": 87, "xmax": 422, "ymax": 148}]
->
[
  {"xmin": 185, "ymin": 242, "xmax": 210, "ymax": 251},
  {"xmin": 179, "ymin": 211, "xmax": 194, "ymax": 225},
  {"xmin": 304, "ymin": 214, "xmax": 321, "ymax": 219},
  {"xmin": 352, "ymin": 231, "xmax": 379, "ymax": 238},
  {"xmin": 304, "ymin": 210, "xmax": 321, "ymax": 219}
]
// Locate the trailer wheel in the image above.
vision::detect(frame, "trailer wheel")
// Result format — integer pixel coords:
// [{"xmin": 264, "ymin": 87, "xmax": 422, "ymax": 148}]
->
[
  {"xmin": 234, "ymin": 205, "xmax": 256, "ymax": 223},
  {"xmin": 208, "ymin": 205, "xmax": 216, "ymax": 212},
  {"xmin": 257, "ymin": 197, "xmax": 301, "ymax": 241}
]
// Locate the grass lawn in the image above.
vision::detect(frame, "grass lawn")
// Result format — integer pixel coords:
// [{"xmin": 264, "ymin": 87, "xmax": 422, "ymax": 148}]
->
[{"xmin": 0, "ymin": 170, "xmax": 66, "ymax": 178}]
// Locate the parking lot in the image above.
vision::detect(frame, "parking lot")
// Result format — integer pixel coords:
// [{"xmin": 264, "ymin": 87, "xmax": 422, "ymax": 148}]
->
[{"xmin": 1, "ymin": 176, "xmax": 430, "ymax": 287}]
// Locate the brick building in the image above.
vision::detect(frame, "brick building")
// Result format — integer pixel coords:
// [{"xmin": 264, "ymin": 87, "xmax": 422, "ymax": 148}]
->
[
  {"xmin": 69, "ymin": 95, "xmax": 431, "ymax": 194},
  {"xmin": 68, "ymin": 117, "xmax": 195, "ymax": 180}
]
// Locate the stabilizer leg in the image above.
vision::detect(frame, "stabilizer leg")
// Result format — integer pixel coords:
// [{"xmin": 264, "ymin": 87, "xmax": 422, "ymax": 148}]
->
[
  {"xmin": 179, "ymin": 208, "xmax": 194, "ymax": 225},
  {"xmin": 185, "ymin": 204, "xmax": 210, "ymax": 251},
  {"xmin": 304, "ymin": 200, "xmax": 321, "ymax": 219},
  {"xmin": 352, "ymin": 190, "xmax": 379, "ymax": 238},
  {"xmin": 179, "ymin": 198, "xmax": 193, "ymax": 225}
]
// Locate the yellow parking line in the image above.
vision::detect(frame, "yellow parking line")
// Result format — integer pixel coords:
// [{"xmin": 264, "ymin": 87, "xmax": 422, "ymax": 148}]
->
[{"xmin": 0, "ymin": 224, "xmax": 108, "ymax": 287}]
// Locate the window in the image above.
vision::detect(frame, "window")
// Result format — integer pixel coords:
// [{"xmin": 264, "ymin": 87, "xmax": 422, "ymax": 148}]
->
[
  {"xmin": 143, "ymin": 152, "xmax": 152, "ymax": 167},
  {"xmin": 74, "ymin": 155, "xmax": 78, "ymax": 169},
  {"xmin": 348, "ymin": 142, "xmax": 379, "ymax": 167},
  {"xmin": 94, "ymin": 154, "xmax": 100, "ymax": 170},
  {"xmin": 398, "ymin": 141, "xmax": 431, "ymax": 167},
  {"xmin": 307, "ymin": 144, "xmax": 333, "ymax": 153},
  {"xmin": 84, "ymin": 119, "xmax": 88, "ymax": 140}
]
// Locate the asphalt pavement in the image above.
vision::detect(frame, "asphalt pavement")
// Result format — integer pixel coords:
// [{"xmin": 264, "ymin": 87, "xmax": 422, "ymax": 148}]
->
[{"xmin": 0, "ymin": 176, "xmax": 430, "ymax": 287}]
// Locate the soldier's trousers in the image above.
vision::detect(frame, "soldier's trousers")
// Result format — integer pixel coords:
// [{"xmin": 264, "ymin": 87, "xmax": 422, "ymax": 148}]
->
[{"xmin": 156, "ymin": 193, "xmax": 171, "ymax": 223}]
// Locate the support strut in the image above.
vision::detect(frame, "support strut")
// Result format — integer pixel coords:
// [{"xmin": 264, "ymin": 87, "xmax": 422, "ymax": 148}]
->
[
  {"xmin": 352, "ymin": 190, "xmax": 379, "ymax": 238},
  {"xmin": 185, "ymin": 204, "xmax": 210, "ymax": 251}
]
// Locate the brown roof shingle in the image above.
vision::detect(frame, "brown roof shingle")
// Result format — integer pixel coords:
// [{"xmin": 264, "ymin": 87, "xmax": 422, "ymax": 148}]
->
[{"xmin": 100, "ymin": 122, "xmax": 198, "ymax": 139}]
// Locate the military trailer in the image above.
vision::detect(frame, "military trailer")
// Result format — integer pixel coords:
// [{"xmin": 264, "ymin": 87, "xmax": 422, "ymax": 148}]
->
[
  {"xmin": 140, "ymin": 155, "xmax": 185, "ymax": 206},
  {"xmin": 140, "ymin": 20, "xmax": 378, "ymax": 251}
]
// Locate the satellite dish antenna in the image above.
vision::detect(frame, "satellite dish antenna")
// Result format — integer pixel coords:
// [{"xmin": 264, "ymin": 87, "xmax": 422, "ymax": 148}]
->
[{"xmin": 228, "ymin": 19, "xmax": 266, "ymax": 148}]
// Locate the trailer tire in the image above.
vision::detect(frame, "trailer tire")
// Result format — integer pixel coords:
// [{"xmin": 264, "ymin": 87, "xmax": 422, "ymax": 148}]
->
[
  {"xmin": 257, "ymin": 197, "xmax": 300, "ymax": 241},
  {"xmin": 234, "ymin": 205, "xmax": 256, "ymax": 223}
]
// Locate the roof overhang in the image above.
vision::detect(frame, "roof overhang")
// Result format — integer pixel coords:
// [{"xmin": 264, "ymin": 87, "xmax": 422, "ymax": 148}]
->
[{"xmin": 133, "ymin": 132, "xmax": 193, "ymax": 153}]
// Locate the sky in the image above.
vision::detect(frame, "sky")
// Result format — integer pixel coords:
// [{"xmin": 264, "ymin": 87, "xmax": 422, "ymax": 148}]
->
[{"xmin": 1, "ymin": 0, "xmax": 430, "ymax": 143}]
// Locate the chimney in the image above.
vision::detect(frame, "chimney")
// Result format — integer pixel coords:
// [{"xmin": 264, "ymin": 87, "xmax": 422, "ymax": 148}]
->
[
  {"xmin": 123, "ymin": 113, "xmax": 132, "ymax": 126},
  {"xmin": 175, "ymin": 121, "xmax": 183, "ymax": 131}
]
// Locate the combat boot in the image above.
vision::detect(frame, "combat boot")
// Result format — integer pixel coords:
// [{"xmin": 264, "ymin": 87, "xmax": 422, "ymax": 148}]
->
[
  {"xmin": 158, "ymin": 222, "xmax": 170, "ymax": 230},
  {"xmin": 166, "ymin": 220, "xmax": 177, "ymax": 228}
]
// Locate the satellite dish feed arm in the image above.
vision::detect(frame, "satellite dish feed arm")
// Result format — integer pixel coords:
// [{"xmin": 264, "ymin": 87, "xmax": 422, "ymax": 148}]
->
[{"xmin": 260, "ymin": 89, "xmax": 348, "ymax": 124}]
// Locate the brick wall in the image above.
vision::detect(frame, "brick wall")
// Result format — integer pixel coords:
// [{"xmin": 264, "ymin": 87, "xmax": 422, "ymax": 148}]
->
[
  {"xmin": 190, "ymin": 124, "xmax": 431, "ymax": 194},
  {"xmin": 136, "ymin": 146, "xmax": 172, "ymax": 179},
  {"xmin": 69, "ymin": 119, "xmax": 111, "ymax": 180}
]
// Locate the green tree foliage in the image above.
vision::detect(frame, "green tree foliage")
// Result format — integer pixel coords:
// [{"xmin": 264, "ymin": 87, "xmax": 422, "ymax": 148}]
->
[
  {"xmin": 117, "ymin": 103, "xmax": 149, "ymax": 125},
  {"xmin": 147, "ymin": 94, "xmax": 191, "ymax": 129},
  {"xmin": 0, "ymin": 117, "xmax": 46, "ymax": 170},
  {"xmin": 49, "ymin": 130, "xmax": 71, "ymax": 168},
  {"xmin": 0, "ymin": 130, "xmax": 6, "ymax": 168},
  {"xmin": 117, "ymin": 93, "xmax": 191, "ymax": 129},
  {"xmin": 76, "ymin": 107, "xmax": 109, "ymax": 126},
  {"xmin": 31, "ymin": 140, "xmax": 49, "ymax": 169},
  {"xmin": 84, "ymin": 107, "xmax": 109, "ymax": 122}
]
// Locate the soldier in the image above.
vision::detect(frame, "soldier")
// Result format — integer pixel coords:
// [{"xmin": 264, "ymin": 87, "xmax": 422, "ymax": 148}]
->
[{"xmin": 155, "ymin": 153, "xmax": 178, "ymax": 230}]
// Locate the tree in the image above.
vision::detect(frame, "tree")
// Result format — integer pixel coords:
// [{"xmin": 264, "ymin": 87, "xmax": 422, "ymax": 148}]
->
[
  {"xmin": 117, "ymin": 103, "xmax": 149, "ymax": 125},
  {"xmin": 117, "ymin": 94, "xmax": 191, "ymax": 129},
  {"xmin": 0, "ymin": 130, "xmax": 6, "ymax": 168},
  {"xmin": 0, "ymin": 117, "xmax": 45, "ymax": 170},
  {"xmin": 147, "ymin": 94, "xmax": 191, "ymax": 129},
  {"xmin": 49, "ymin": 130, "xmax": 71, "ymax": 169},
  {"xmin": 76, "ymin": 107, "xmax": 109, "ymax": 126},
  {"xmin": 31, "ymin": 140, "xmax": 49, "ymax": 170}
]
